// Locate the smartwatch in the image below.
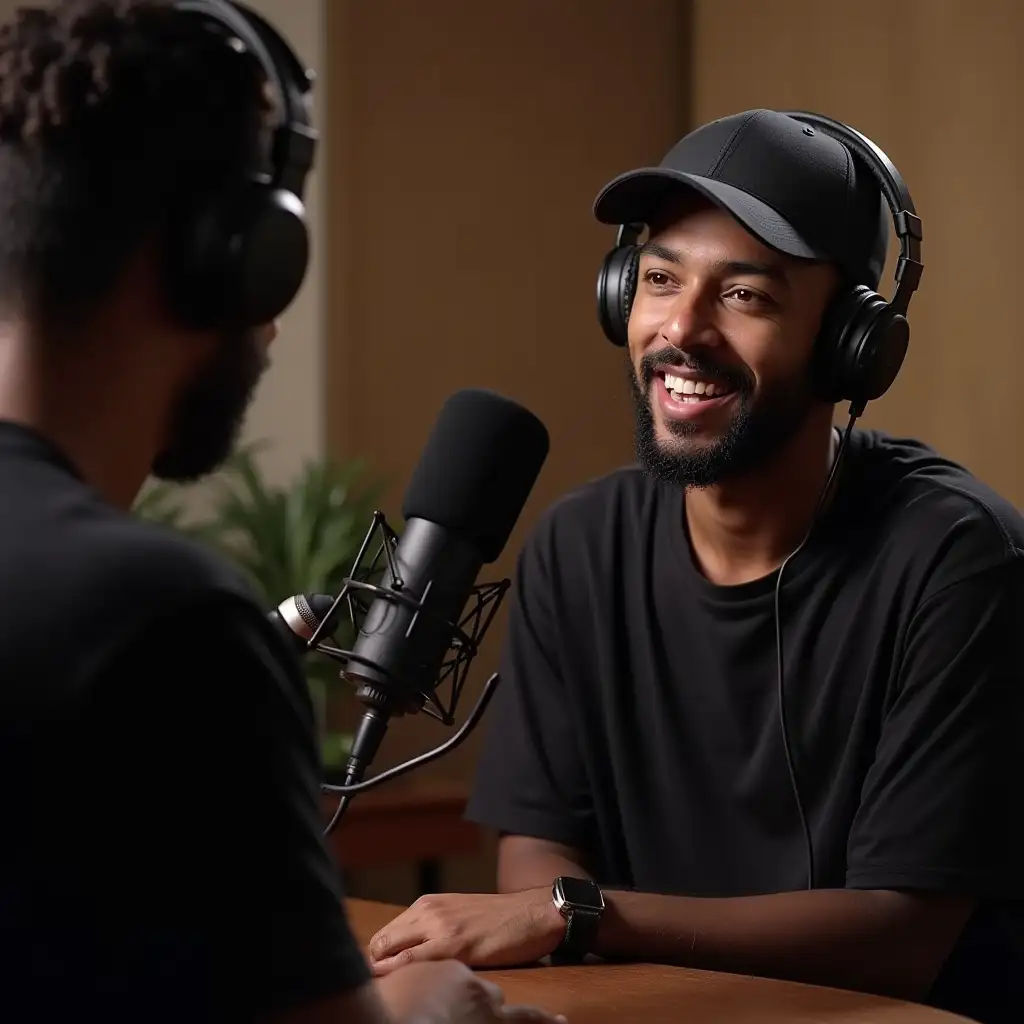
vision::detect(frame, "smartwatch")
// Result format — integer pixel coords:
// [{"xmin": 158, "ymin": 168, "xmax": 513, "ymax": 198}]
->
[{"xmin": 551, "ymin": 876, "xmax": 604, "ymax": 962}]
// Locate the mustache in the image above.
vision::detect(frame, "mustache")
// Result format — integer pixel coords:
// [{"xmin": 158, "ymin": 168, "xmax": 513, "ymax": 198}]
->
[{"xmin": 638, "ymin": 346, "xmax": 753, "ymax": 394}]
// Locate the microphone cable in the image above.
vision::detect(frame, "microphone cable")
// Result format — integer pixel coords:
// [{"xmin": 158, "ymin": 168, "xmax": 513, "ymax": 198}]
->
[
  {"xmin": 324, "ymin": 793, "xmax": 350, "ymax": 837},
  {"xmin": 773, "ymin": 402, "xmax": 863, "ymax": 891}
]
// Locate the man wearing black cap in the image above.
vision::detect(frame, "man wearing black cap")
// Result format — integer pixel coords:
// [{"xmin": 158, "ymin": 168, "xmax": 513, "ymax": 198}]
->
[{"xmin": 366, "ymin": 111, "xmax": 1024, "ymax": 1022}]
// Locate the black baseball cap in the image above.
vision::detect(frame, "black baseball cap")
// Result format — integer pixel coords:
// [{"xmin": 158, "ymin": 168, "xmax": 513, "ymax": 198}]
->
[{"xmin": 593, "ymin": 109, "xmax": 888, "ymax": 289}]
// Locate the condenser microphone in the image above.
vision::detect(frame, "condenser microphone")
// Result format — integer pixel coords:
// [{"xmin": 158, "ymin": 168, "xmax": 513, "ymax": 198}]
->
[{"xmin": 334, "ymin": 388, "xmax": 550, "ymax": 789}]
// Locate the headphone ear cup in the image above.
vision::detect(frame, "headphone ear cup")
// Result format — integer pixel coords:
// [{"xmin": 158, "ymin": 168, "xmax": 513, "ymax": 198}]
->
[
  {"xmin": 850, "ymin": 303, "xmax": 910, "ymax": 404},
  {"xmin": 814, "ymin": 285, "xmax": 909, "ymax": 406},
  {"xmin": 621, "ymin": 248, "xmax": 639, "ymax": 332},
  {"xmin": 813, "ymin": 286, "xmax": 869, "ymax": 403},
  {"xmin": 235, "ymin": 187, "xmax": 310, "ymax": 325},
  {"xmin": 166, "ymin": 182, "xmax": 310, "ymax": 330},
  {"xmin": 596, "ymin": 245, "xmax": 639, "ymax": 347}
]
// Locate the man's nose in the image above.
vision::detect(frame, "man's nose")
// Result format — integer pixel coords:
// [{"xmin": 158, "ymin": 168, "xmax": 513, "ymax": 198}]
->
[{"xmin": 658, "ymin": 289, "xmax": 719, "ymax": 350}]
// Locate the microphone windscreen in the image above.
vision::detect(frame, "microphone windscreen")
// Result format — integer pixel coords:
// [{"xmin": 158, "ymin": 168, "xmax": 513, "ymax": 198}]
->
[{"xmin": 401, "ymin": 389, "xmax": 550, "ymax": 563}]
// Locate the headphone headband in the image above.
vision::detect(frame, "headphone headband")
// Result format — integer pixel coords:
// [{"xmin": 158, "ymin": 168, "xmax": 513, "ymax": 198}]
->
[
  {"xmin": 173, "ymin": 0, "xmax": 316, "ymax": 198},
  {"xmin": 780, "ymin": 110, "xmax": 923, "ymax": 316},
  {"xmin": 165, "ymin": 0, "xmax": 318, "ymax": 329}
]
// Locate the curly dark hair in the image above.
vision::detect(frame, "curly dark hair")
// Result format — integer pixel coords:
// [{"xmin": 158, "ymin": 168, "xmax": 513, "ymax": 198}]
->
[{"xmin": 0, "ymin": 0, "xmax": 273, "ymax": 328}]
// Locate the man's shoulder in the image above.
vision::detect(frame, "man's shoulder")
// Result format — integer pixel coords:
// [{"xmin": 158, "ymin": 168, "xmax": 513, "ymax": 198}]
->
[
  {"xmin": 0, "ymin": 441, "xmax": 256, "ymax": 610},
  {"xmin": 513, "ymin": 464, "xmax": 667, "ymax": 580},
  {"xmin": 74, "ymin": 513, "xmax": 273, "ymax": 668},
  {"xmin": 63, "ymin": 505, "xmax": 255, "ymax": 616},
  {"xmin": 850, "ymin": 429, "xmax": 1024, "ymax": 586},
  {"xmin": 531, "ymin": 463, "xmax": 660, "ymax": 547},
  {"xmin": 0, "ymin": 479, "xmax": 266, "ymax": 677}
]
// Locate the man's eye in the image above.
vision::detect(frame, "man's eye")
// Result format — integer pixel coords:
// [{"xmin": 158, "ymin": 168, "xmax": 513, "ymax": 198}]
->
[
  {"xmin": 644, "ymin": 271, "xmax": 672, "ymax": 288},
  {"xmin": 725, "ymin": 287, "xmax": 773, "ymax": 310}
]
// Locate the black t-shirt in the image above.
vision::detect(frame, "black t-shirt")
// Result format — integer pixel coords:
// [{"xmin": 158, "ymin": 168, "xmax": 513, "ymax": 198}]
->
[
  {"xmin": 0, "ymin": 422, "xmax": 370, "ymax": 1021},
  {"xmin": 466, "ymin": 428, "xmax": 1024, "ymax": 1023}
]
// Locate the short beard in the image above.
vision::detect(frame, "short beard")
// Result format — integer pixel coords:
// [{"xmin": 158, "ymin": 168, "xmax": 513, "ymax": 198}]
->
[
  {"xmin": 629, "ymin": 346, "xmax": 815, "ymax": 488},
  {"xmin": 152, "ymin": 327, "xmax": 268, "ymax": 483}
]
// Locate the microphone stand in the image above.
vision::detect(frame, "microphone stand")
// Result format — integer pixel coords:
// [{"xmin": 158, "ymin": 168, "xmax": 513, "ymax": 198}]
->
[
  {"xmin": 320, "ymin": 672, "xmax": 501, "ymax": 836},
  {"xmin": 296, "ymin": 509, "xmax": 511, "ymax": 838}
]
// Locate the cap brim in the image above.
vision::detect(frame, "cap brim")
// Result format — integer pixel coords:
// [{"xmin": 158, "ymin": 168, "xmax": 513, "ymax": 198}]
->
[{"xmin": 593, "ymin": 169, "xmax": 825, "ymax": 263}]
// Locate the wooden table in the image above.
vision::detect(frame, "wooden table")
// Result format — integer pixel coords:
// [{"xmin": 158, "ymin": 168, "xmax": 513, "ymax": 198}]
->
[
  {"xmin": 323, "ymin": 779, "xmax": 482, "ymax": 894},
  {"xmin": 346, "ymin": 900, "xmax": 973, "ymax": 1023}
]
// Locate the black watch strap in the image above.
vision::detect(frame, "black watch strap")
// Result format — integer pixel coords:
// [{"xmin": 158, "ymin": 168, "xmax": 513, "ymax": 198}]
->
[{"xmin": 555, "ymin": 904, "xmax": 602, "ymax": 959}]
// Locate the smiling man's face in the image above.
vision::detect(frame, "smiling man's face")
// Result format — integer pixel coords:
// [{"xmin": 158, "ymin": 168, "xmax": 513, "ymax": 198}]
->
[{"xmin": 627, "ymin": 195, "xmax": 840, "ymax": 489}]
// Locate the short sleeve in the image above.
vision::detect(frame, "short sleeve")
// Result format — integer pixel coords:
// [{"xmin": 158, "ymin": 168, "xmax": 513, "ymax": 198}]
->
[
  {"xmin": 75, "ymin": 596, "xmax": 371, "ymax": 1019},
  {"xmin": 846, "ymin": 561, "xmax": 1024, "ymax": 897},
  {"xmin": 464, "ymin": 521, "xmax": 595, "ymax": 851}
]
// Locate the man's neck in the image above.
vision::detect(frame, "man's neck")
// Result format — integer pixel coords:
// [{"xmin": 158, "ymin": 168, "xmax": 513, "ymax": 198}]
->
[
  {"xmin": 684, "ymin": 414, "xmax": 841, "ymax": 587},
  {"xmin": 0, "ymin": 325, "xmax": 163, "ymax": 509}
]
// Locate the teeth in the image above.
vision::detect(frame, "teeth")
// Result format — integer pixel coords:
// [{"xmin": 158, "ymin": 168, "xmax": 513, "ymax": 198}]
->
[{"xmin": 664, "ymin": 372, "xmax": 724, "ymax": 399}]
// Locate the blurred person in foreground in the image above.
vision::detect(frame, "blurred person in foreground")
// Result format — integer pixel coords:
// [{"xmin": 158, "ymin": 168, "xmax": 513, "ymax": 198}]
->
[
  {"xmin": 0, "ymin": 2, "xmax": 564, "ymax": 1022},
  {"xmin": 366, "ymin": 110, "xmax": 1024, "ymax": 1024}
]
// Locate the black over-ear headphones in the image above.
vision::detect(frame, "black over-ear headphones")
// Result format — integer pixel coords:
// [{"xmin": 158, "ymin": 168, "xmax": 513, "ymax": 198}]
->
[
  {"xmin": 168, "ymin": 0, "xmax": 318, "ymax": 330},
  {"xmin": 595, "ymin": 112, "xmax": 923, "ymax": 412}
]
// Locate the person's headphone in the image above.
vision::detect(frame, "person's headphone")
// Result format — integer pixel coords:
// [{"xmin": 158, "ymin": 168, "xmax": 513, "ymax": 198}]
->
[
  {"xmin": 595, "ymin": 112, "xmax": 924, "ymax": 412},
  {"xmin": 166, "ymin": 0, "xmax": 318, "ymax": 330}
]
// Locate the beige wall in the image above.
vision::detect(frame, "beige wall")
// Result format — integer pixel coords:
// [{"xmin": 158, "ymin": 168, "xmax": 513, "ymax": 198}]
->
[{"xmin": 692, "ymin": 0, "xmax": 1024, "ymax": 503}]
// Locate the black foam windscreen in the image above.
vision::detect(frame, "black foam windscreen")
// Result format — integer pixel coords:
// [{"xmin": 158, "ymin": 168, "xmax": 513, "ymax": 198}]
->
[{"xmin": 401, "ymin": 389, "xmax": 550, "ymax": 564}]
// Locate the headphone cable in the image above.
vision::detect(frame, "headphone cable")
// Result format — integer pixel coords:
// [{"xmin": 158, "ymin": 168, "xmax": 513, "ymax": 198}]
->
[{"xmin": 773, "ymin": 403, "xmax": 862, "ymax": 890}]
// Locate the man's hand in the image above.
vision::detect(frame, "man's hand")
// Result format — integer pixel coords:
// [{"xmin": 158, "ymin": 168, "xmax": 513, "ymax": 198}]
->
[
  {"xmin": 376, "ymin": 959, "xmax": 568, "ymax": 1023},
  {"xmin": 368, "ymin": 890, "xmax": 566, "ymax": 975}
]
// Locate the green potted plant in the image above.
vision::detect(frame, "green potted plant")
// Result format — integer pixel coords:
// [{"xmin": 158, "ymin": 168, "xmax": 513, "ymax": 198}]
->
[{"xmin": 133, "ymin": 442, "xmax": 382, "ymax": 773}]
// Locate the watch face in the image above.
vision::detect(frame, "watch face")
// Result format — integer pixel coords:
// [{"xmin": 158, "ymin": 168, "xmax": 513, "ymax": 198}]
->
[{"xmin": 556, "ymin": 876, "xmax": 603, "ymax": 910}]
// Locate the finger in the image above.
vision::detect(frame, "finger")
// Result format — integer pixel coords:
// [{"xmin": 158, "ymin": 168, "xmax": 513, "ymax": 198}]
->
[
  {"xmin": 366, "ymin": 902, "xmax": 436, "ymax": 959},
  {"xmin": 370, "ymin": 939, "xmax": 453, "ymax": 976},
  {"xmin": 367, "ymin": 921, "xmax": 428, "ymax": 963}
]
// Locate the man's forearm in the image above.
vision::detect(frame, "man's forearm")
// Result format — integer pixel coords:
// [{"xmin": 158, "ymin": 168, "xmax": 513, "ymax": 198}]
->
[
  {"xmin": 597, "ymin": 887, "xmax": 974, "ymax": 1002},
  {"xmin": 497, "ymin": 836, "xmax": 591, "ymax": 893}
]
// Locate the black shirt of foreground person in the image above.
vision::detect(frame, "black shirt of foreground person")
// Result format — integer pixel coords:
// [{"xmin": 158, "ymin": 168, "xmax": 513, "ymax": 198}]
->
[
  {"xmin": 467, "ymin": 428, "xmax": 1024, "ymax": 1022},
  {"xmin": 0, "ymin": 423, "xmax": 371, "ymax": 1021}
]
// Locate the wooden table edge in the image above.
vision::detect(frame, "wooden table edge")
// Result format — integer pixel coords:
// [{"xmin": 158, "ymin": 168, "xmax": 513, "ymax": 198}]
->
[{"xmin": 344, "ymin": 899, "xmax": 975, "ymax": 1022}]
